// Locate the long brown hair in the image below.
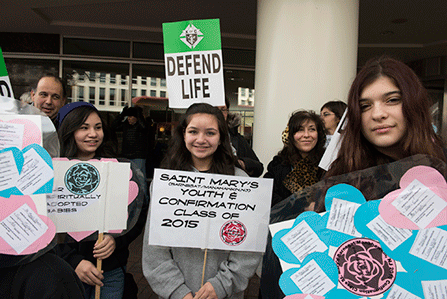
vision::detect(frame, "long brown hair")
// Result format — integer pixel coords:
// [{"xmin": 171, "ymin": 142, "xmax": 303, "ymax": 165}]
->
[
  {"xmin": 326, "ymin": 56, "xmax": 445, "ymax": 177},
  {"xmin": 160, "ymin": 103, "xmax": 237, "ymax": 175},
  {"xmin": 58, "ymin": 106, "xmax": 115, "ymax": 158}
]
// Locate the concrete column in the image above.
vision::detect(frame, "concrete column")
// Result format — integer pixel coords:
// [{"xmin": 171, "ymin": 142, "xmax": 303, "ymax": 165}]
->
[{"xmin": 253, "ymin": 0, "xmax": 359, "ymax": 169}]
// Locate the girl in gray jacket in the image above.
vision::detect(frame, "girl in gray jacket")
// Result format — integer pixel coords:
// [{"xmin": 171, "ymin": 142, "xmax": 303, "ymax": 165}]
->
[{"xmin": 142, "ymin": 103, "xmax": 261, "ymax": 299}]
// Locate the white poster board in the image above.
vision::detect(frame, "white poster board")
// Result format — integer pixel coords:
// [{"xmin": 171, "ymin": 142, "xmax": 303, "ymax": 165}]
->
[
  {"xmin": 319, "ymin": 109, "xmax": 347, "ymax": 171},
  {"xmin": 163, "ymin": 19, "xmax": 225, "ymax": 108},
  {"xmin": 47, "ymin": 160, "xmax": 130, "ymax": 233},
  {"xmin": 149, "ymin": 168, "xmax": 273, "ymax": 252}
]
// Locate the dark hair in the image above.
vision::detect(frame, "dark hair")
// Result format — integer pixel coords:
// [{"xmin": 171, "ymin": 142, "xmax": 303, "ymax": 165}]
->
[
  {"xmin": 161, "ymin": 103, "xmax": 237, "ymax": 175},
  {"xmin": 326, "ymin": 56, "xmax": 445, "ymax": 177},
  {"xmin": 320, "ymin": 100, "xmax": 347, "ymax": 120},
  {"xmin": 58, "ymin": 106, "xmax": 115, "ymax": 158},
  {"xmin": 34, "ymin": 74, "xmax": 67, "ymax": 99},
  {"xmin": 278, "ymin": 110, "xmax": 326, "ymax": 165}
]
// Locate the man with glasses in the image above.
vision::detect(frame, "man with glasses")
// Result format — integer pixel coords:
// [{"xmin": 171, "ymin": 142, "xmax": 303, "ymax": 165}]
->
[{"xmin": 31, "ymin": 74, "xmax": 67, "ymax": 127}]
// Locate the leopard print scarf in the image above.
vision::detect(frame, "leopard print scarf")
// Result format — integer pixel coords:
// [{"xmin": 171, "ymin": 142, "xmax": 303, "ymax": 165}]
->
[{"xmin": 283, "ymin": 157, "xmax": 319, "ymax": 194}]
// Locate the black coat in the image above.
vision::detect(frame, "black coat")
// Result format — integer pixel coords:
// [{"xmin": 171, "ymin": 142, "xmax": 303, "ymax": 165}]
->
[
  {"xmin": 227, "ymin": 115, "xmax": 263, "ymax": 177},
  {"xmin": 263, "ymin": 155, "xmax": 292, "ymax": 207},
  {"xmin": 0, "ymin": 252, "xmax": 86, "ymax": 299}
]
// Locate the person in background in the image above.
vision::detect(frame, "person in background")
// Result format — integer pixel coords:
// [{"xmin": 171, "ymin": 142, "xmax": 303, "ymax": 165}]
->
[
  {"xmin": 57, "ymin": 102, "xmax": 148, "ymax": 299},
  {"xmin": 111, "ymin": 106, "xmax": 150, "ymax": 181},
  {"xmin": 318, "ymin": 55, "xmax": 446, "ymax": 210},
  {"xmin": 19, "ymin": 91, "xmax": 33, "ymax": 104},
  {"xmin": 320, "ymin": 100, "xmax": 347, "ymax": 148},
  {"xmin": 143, "ymin": 103, "xmax": 261, "ymax": 299},
  {"xmin": 31, "ymin": 74, "xmax": 67, "ymax": 127},
  {"xmin": 264, "ymin": 110, "xmax": 326, "ymax": 207},
  {"xmin": 218, "ymin": 97, "xmax": 264, "ymax": 177}
]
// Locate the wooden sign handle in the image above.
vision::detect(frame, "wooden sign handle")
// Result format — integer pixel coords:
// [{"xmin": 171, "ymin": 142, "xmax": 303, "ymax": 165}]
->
[
  {"xmin": 201, "ymin": 248, "xmax": 208, "ymax": 287},
  {"xmin": 95, "ymin": 232, "xmax": 104, "ymax": 299}
]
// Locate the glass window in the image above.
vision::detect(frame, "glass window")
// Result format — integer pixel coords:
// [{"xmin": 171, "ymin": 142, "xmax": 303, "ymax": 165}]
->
[
  {"xmin": 0, "ymin": 32, "xmax": 60, "ymax": 54},
  {"xmin": 121, "ymin": 89, "xmax": 127, "ymax": 106},
  {"xmin": 160, "ymin": 78, "xmax": 166, "ymax": 87},
  {"xmin": 63, "ymin": 38, "xmax": 130, "ymax": 58},
  {"xmin": 141, "ymin": 76, "xmax": 147, "ymax": 85},
  {"xmin": 222, "ymin": 48, "xmax": 256, "ymax": 67},
  {"xmin": 150, "ymin": 77, "xmax": 157, "ymax": 86},
  {"xmin": 141, "ymin": 89, "xmax": 146, "ymax": 96},
  {"xmin": 99, "ymin": 88, "xmax": 105, "ymax": 105},
  {"xmin": 133, "ymin": 42, "xmax": 164, "ymax": 60},
  {"xmin": 63, "ymin": 60, "xmax": 129, "ymax": 112},
  {"xmin": 89, "ymin": 87, "xmax": 96, "ymax": 104},
  {"xmin": 132, "ymin": 77, "xmax": 138, "ymax": 85},
  {"xmin": 110, "ymin": 74, "xmax": 116, "ymax": 84},
  {"xmin": 78, "ymin": 86, "xmax": 84, "ymax": 101},
  {"xmin": 4, "ymin": 58, "xmax": 59, "ymax": 97},
  {"xmin": 160, "ymin": 91, "xmax": 166, "ymax": 98},
  {"xmin": 110, "ymin": 89, "xmax": 115, "ymax": 106},
  {"xmin": 89, "ymin": 72, "xmax": 96, "ymax": 82},
  {"xmin": 131, "ymin": 89, "xmax": 137, "ymax": 98},
  {"xmin": 121, "ymin": 76, "xmax": 127, "ymax": 85},
  {"xmin": 150, "ymin": 90, "xmax": 156, "ymax": 97}
]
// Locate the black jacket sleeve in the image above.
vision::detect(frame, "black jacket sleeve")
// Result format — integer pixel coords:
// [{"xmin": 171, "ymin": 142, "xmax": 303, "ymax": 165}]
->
[
  {"xmin": 263, "ymin": 155, "xmax": 292, "ymax": 207},
  {"xmin": 230, "ymin": 132, "xmax": 264, "ymax": 177}
]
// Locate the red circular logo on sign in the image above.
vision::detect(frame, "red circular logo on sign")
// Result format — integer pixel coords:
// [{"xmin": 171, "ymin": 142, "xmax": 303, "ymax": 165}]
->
[
  {"xmin": 334, "ymin": 238, "xmax": 396, "ymax": 296},
  {"xmin": 220, "ymin": 220, "xmax": 247, "ymax": 246}
]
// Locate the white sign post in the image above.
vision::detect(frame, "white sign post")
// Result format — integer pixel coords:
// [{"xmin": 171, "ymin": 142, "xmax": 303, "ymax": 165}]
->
[{"xmin": 149, "ymin": 169, "xmax": 273, "ymax": 252}]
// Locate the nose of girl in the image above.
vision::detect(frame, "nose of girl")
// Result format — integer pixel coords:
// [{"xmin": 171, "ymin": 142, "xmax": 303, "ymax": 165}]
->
[
  {"xmin": 303, "ymin": 129, "xmax": 310, "ymax": 137},
  {"xmin": 196, "ymin": 133, "xmax": 206, "ymax": 143},
  {"xmin": 87, "ymin": 128, "xmax": 98, "ymax": 137},
  {"xmin": 371, "ymin": 103, "xmax": 388, "ymax": 120}
]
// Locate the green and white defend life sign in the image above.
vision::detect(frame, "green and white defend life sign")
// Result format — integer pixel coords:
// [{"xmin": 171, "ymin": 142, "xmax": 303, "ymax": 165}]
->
[
  {"xmin": 163, "ymin": 19, "xmax": 225, "ymax": 108},
  {"xmin": 0, "ymin": 48, "xmax": 15, "ymax": 100}
]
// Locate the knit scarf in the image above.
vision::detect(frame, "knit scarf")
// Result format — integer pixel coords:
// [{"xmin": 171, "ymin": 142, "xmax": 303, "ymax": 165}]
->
[{"xmin": 283, "ymin": 157, "xmax": 319, "ymax": 194}]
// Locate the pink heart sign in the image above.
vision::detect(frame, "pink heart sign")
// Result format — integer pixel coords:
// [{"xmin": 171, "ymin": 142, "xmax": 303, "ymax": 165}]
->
[
  {"xmin": 0, "ymin": 195, "xmax": 56, "ymax": 255},
  {"xmin": 0, "ymin": 118, "xmax": 42, "ymax": 149},
  {"xmin": 379, "ymin": 165, "xmax": 447, "ymax": 229}
]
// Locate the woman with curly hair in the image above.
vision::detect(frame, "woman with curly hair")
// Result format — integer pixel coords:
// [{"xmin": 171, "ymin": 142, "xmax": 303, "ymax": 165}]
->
[{"xmin": 264, "ymin": 110, "xmax": 326, "ymax": 207}]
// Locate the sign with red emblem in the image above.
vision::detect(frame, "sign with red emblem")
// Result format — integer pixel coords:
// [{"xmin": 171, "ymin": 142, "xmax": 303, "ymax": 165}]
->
[{"xmin": 148, "ymin": 169, "xmax": 273, "ymax": 252}]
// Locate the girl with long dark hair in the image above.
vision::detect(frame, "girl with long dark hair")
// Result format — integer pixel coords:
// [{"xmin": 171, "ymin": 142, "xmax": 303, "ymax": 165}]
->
[
  {"xmin": 142, "ymin": 103, "xmax": 261, "ymax": 299},
  {"xmin": 57, "ymin": 102, "xmax": 147, "ymax": 298},
  {"xmin": 325, "ymin": 56, "xmax": 445, "ymax": 177}
]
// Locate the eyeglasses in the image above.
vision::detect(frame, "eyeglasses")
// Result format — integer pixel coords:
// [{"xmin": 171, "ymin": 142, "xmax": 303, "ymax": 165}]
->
[{"xmin": 320, "ymin": 112, "xmax": 334, "ymax": 118}]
